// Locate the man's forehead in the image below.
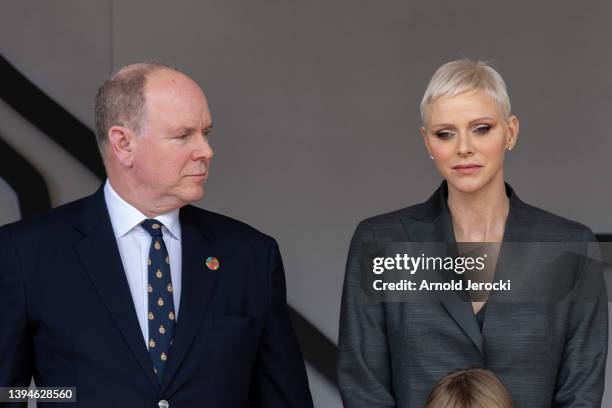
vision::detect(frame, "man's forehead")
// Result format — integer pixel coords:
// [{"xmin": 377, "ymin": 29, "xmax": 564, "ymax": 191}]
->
[
  {"xmin": 147, "ymin": 68, "xmax": 198, "ymax": 89},
  {"xmin": 148, "ymin": 73, "xmax": 206, "ymax": 104},
  {"xmin": 145, "ymin": 92, "xmax": 211, "ymax": 130}
]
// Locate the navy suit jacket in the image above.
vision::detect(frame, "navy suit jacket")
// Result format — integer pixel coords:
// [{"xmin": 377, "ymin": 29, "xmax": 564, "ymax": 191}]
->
[{"xmin": 0, "ymin": 188, "xmax": 313, "ymax": 407}]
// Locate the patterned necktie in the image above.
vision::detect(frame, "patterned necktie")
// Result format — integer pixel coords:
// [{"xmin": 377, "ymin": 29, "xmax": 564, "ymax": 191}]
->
[{"xmin": 141, "ymin": 219, "xmax": 176, "ymax": 381}]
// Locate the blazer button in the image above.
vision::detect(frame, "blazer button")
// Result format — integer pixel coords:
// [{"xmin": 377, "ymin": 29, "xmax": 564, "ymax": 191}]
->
[{"xmin": 158, "ymin": 400, "xmax": 169, "ymax": 408}]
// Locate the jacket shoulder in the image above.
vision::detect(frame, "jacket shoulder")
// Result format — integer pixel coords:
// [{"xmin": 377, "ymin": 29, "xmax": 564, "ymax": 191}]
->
[
  {"xmin": 0, "ymin": 195, "xmax": 90, "ymax": 237},
  {"xmin": 514, "ymin": 201, "xmax": 595, "ymax": 241},
  {"xmin": 182, "ymin": 205, "xmax": 276, "ymax": 246},
  {"xmin": 356, "ymin": 203, "xmax": 422, "ymax": 231}
]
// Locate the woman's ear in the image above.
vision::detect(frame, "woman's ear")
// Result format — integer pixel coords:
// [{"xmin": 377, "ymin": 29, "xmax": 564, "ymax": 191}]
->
[
  {"xmin": 421, "ymin": 126, "xmax": 434, "ymax": 159},
  {"xmin": 506, "ymin": 115, "xmax": 519, "ymax": 150}
]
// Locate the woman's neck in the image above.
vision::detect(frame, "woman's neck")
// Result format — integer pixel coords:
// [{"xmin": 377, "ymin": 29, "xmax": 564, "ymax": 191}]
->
[{"xmin": 447, "ymin": 178, "xmax": 509, "ymax": 242}]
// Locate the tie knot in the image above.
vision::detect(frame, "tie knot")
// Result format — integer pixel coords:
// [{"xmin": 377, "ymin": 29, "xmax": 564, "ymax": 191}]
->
[{"xmin": 141, "ymin": 219, "xmax": 164, "ymax": 237}]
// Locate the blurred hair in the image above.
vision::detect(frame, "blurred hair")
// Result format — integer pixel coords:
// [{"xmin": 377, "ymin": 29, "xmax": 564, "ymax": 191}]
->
[
  {"xmin": 94, "ymin": 61, "xmax": 178, "ymax": 158},
  {"xmin": 420, "ymin": 59, "xmax": 511, "ymax": 123},
  {"xmin": 425, "ymin": 367, "xmax": 514, "ymax": 408}
]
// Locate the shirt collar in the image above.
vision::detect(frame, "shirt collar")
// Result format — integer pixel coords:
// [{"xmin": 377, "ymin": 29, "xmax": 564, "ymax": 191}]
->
[{"xmin": 103, "ymin": 180, "xmax": 181, "ymax": 240}]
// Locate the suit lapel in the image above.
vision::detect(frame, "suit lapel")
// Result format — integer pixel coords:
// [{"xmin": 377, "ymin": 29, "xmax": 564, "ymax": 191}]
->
[
  {"xmin": 400, "ymin": 182, "xmax": 484, "ymax": 354},
  {"xmin": 160, "ymin": 205, "xmax": 219, "ymax": 393},
  {"xmin": 73, "ymin": 188, "xmax": 159, "ymax": 389},
  {"xmin": 432, "ymin": 211, "xmax": 483, "ymax": 354},
  {"xmin": 488, "ymin": 187, "xmax": 528, "ymax": 302}
]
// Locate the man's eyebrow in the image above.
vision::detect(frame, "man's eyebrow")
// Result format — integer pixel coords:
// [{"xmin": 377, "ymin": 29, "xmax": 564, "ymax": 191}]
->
[
  {"xmin": 173, "ymin": 126, "xmax": 196, "ymax": 135},
  {"xmin": 172, "ymin": 124, "xmax": 213, "ymax": 135},
  {"xmin": 203, "ymin": 123, "xmax": 214, "ymax": 135}
]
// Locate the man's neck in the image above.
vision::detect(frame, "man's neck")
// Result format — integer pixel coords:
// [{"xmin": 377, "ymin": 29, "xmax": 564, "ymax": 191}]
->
[{"xmin": 107, "ymin": 176, "xmax": 181, "ymax": 218}]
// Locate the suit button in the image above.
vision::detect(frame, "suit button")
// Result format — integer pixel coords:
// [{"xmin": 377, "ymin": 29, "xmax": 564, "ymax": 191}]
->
[{"xmin": 158, "ymin": 400, "xmax": 169, "ymax": 408}]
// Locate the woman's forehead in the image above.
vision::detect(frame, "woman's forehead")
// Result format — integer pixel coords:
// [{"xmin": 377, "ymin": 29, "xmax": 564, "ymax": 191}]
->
[{"xmin": 426, "ymin": 91, "xmax": 503, "ymax": 123}]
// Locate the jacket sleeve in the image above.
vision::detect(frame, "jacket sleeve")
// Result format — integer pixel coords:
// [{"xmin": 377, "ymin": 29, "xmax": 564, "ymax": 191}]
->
[
  {"xmin": 249, "ymin": 238, "xmax": 313, "ymax": 408},
  {"xmin": 0, "ymin": 226, "xmax": 33, "ymax": 407},
  {"xmin": 337, "ymin": 221, "xmax": 396, "ymax": 407},
  {"xmin": 553, "ymin": 227, "xmax": 608, "ymax": 407}
]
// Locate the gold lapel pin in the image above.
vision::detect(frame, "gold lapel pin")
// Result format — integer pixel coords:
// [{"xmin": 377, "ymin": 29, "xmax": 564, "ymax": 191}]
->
[{"xmin": 205, "ymin": 257, "xmax": 220, "ymax": 270}]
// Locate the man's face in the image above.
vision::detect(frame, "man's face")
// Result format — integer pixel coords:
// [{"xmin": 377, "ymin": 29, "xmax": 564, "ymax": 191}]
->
[{"xmin": 130, "ymin": 70, "xmax": 213, "ymax": 212}]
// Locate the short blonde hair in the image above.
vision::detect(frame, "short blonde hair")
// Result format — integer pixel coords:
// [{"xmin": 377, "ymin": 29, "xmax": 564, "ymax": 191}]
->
[
  {"xmin": 425, "ymin": 367, "xmax": 514, "ymax": 408},
  {"xmin": 420, "ymin": 59, "xmax": 511, "ymax": 123}
]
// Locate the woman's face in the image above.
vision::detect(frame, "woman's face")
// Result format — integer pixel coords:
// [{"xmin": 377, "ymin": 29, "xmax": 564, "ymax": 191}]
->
[{"xmin": 421, "ymin": 90, "xmax": 519, "ymax": 194}]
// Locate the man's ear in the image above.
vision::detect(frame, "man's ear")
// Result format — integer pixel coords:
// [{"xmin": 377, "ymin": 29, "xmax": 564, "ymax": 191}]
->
[{"xmin": 108, "ymin": 126, "xmax": 136, "ymax": 167}]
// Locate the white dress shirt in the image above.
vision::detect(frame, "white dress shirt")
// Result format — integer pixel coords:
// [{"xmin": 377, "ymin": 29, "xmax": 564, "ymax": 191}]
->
[{"xmin": 103, "ymin": 180, "xmax": 182, "ymax": 348}]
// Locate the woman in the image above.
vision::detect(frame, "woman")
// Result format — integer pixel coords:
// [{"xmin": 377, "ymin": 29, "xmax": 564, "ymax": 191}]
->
[
  {"xmin": 337, "ymin": 59, "xmax": 607, "ymax": 408},
  {"xmin": 425, "ymin": 367, "xmax": 514, "ymax": 408}
]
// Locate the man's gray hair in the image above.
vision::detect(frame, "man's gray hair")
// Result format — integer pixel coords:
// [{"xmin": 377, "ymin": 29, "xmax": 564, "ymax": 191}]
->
[
  {"xmin": 420, "ymin": 59, "xmax": 511, "ymax": 124},
  {"xmin": 94, "ymin": 62, "xmax": 177, "ymax": 158}
]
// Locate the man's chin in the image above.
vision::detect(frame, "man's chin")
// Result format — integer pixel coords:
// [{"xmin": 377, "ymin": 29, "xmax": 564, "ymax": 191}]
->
[{"xmin": 176, "ymin": 185, "xmax": 205, "ymax": 205}]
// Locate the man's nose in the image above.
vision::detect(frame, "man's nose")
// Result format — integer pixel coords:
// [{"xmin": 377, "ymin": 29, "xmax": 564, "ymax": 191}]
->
[{"xmin": 193, "ymin": 137, "xmax": 214, "ymax": 160}]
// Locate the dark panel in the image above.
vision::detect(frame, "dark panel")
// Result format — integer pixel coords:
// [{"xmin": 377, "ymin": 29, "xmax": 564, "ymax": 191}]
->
[
  {"xmin": 289, "ymin": 308, "xmax": 338, "ymax": 387},
  {"xmin": 0, "ymin": 53, "xmax": 105, "ymax": 179},
  {"xmin": 0, "ymin": 135, "xmax": 51, "ymax": 217}
]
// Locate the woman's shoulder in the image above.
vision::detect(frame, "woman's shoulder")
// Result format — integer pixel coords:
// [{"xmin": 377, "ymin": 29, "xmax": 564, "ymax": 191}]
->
[
  {"xmin": 358, "ymin": 184, "xmax": 446, "ymax": 231},
  {"xmin": 353, "ymin": 201, "xmax": 432, "ymax": 240},
  {"xmin": 358, "ymin": 203, "xmax": 423, "ymax": 227},
  {"xmin": 510, "ymin": 199, "xmax": 596, "ymax": 242}
]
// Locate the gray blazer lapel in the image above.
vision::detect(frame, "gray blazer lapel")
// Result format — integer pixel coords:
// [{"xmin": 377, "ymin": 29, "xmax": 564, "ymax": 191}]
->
[
  {"xmin": 489, "ymin": 185, "xmax": 529, "ymax": 302},
  {"xmin": 400, "ymin": 182, "xmax": 484, "ymax": 354}
]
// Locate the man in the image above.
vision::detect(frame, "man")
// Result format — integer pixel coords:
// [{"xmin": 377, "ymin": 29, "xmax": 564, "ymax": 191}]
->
[{"xmin": 0, "ymin": 63, "xmax": 313, "ymax": 407}]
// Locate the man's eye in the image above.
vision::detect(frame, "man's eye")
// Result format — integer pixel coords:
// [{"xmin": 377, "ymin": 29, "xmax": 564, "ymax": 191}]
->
[
  {"xmin": 473, "ymin": 125, "xmax": 491, "ymax": 134},
  {"xmin": 435, "ymin": 131, "xmax": 454, "ymax": 140},
  {"xmin": 203, "ymin": 128, "xmax": 213, "ymax": 136},
  {"xmin": 176, "ymin": 134, "xmax": 189, "ymax": 139}
]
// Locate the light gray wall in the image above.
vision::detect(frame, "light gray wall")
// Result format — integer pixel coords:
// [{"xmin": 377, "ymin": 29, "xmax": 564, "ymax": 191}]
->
[
  {"xmin": 0, "ymin": 178, "xmax": 20, "ymax": 225},
  {"xmin": 2, "ymin": 1, "xmax": 612, "ymax": 406}
]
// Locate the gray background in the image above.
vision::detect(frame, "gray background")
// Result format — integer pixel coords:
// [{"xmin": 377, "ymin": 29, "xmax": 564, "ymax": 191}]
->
[{"xmin": 1, "ymin": 1, "xmax": 611, "ymax": 406}]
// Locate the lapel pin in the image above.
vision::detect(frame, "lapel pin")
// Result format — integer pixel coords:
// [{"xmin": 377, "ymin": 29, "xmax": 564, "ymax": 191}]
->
[{"xmin": 205, "ymin": 257, "xmax": 220, "ymax": 271}]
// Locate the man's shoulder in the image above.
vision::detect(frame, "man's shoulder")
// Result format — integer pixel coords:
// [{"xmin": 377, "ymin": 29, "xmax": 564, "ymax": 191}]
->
[
  {"xmin": 0, "ymin": 194, "xmax": 92, "ymax": 238},
  {"xmin": 181, "ymin": 205, "xmax": 276, "ymax": 246}
]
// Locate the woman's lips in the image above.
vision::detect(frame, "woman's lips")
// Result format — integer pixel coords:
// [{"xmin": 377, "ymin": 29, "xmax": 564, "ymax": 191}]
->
[{"xmin": 452, "ymin": 164, "xmax": 482, "ymax": 175}]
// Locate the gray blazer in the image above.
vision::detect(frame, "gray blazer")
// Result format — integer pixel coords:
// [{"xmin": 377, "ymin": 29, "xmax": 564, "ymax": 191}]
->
[{"xmin": 337, "ymin": 182, "xmax": 608, "ymax": 408}]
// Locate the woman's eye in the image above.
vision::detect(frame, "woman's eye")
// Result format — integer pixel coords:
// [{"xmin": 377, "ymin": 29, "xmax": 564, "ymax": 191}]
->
[
  {"xmin": 435, "ymin": 131, "xmax": 454, "ymax": 140},
  {"xmin": 473, "ymin": 125, "xmax": 491, "ymax": 134},
  {"xmin": 176, "ymin": 134, "xmax": 189, "ymax": 140}
]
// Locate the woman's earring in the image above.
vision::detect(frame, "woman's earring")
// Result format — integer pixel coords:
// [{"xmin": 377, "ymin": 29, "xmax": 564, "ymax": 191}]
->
[{"xmin": 429, "ymin": 154, "xmax": 434, "ymax": 159}]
